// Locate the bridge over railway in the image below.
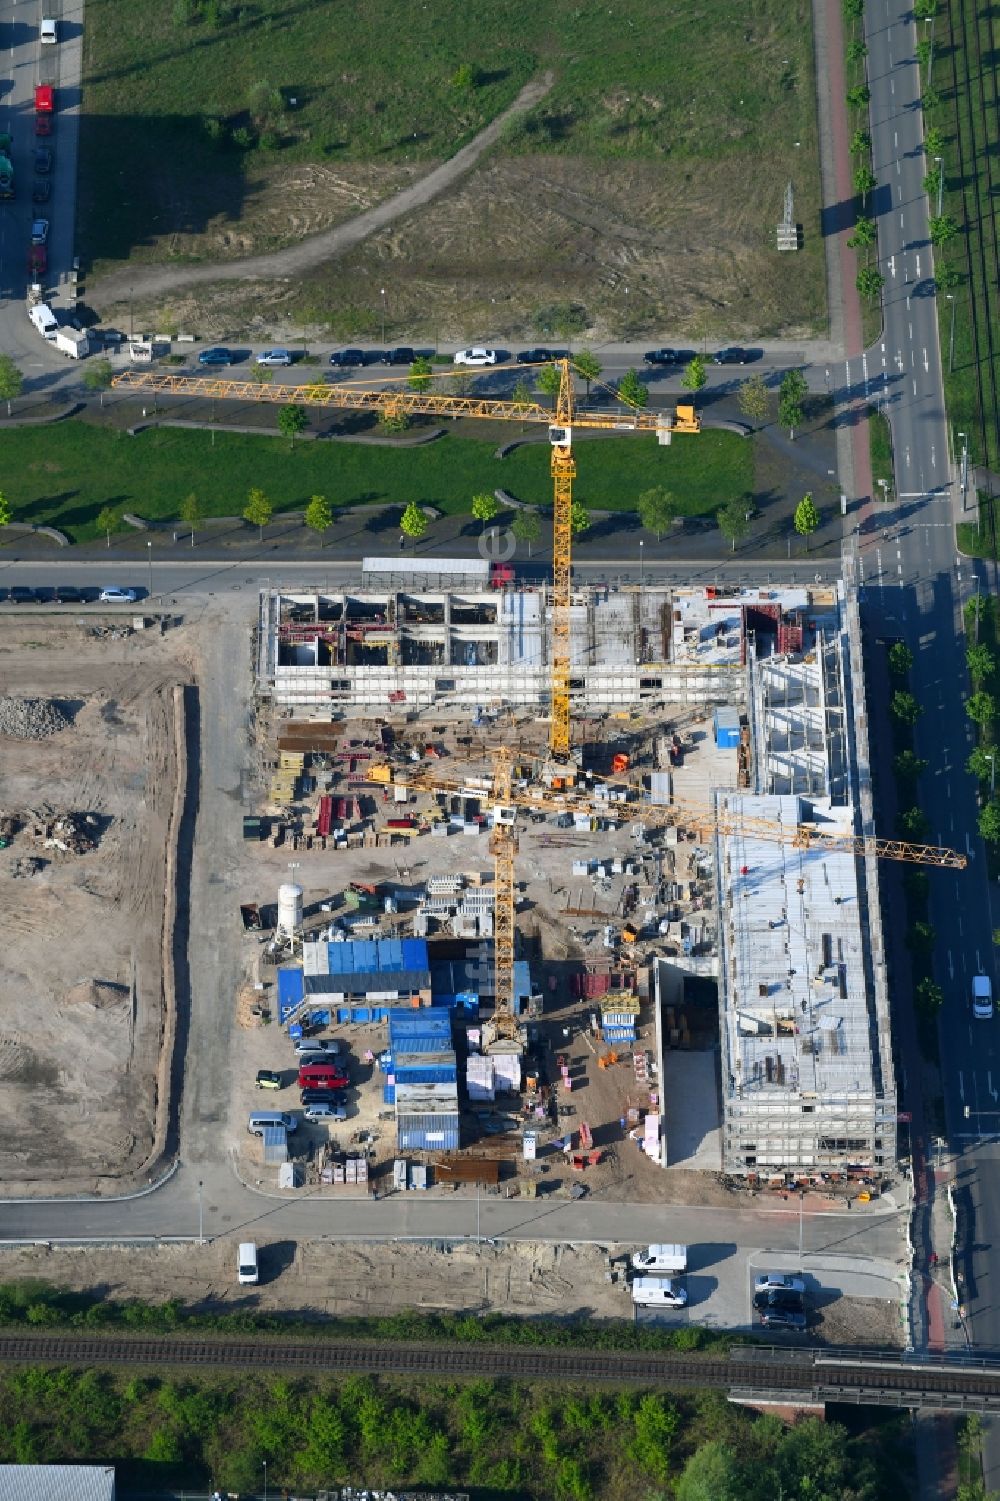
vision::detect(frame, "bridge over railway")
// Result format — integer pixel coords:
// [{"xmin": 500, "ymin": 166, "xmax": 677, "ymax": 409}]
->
[{"xmin": 1, "ymin": 1334, "xmax": 999, "ymax": 1413}]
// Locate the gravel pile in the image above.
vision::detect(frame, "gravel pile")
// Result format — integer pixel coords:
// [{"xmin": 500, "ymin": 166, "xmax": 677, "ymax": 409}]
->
[{"xmin": 0, "ymin": 696, "xmax": 70, "ymax": 739}]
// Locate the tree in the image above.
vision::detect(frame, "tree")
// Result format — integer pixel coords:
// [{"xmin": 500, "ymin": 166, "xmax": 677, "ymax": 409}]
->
[
  {"xmin": 936, "ymin": 261, "xmax": 961, "ymax": 291},
  {"xmin": 966, "ymin": 691, "xmax": 996, "ymax": 728},
  {"xmin": 378, "ymin": 410, "xmax": 410, "ymax": 434},
  {"xmin": 408, "ymin": 356, "xmax": 433, "ymax": 393},
  {"xmin": 0, "ymin": 492, "xmax": 10, "ymax": 528},
  {"xmin": 717, "ymin": 496, "xmax": 750, "ymax": 551},
  {"xmin": 850, "ymin": 129, "xmax": 871, "ymax": 155},
  {"xmin": 471, "ymin": 492, "xmax": 499, "ymax": 532},
  {"xmin": 251, "ymin": 364, "xmax": 273, "ymax": 387},
  {"xmin": 922, "ymin": 166, "xmax": 942, "ymax": 200},
  {"xmin": 967, "ymin": 746, "xmax": 996, "ymax": 783},
  {"xmin": 888, "ymin": 640, "xmax": 914, "ymax": 676},
  {"xmin": 96, "ymin": 505, "xmax": 119, "ymax": 548},
  {"xmin": 925, "ymin": 126, "xmax": 945, "ymax": 156},
  {"xmin": 930, "ymin": 213, "xmax": 960, "ymax": 246},
  {"xmin": 617, "ymin": 367, "xmax": 649, "ymax": 409},
  {"xmin": 570, "ymin": 502, "xmax": 590, "ymax": 534},
  {"xmin": 894, "ymin": 748, "xmax": 928, "ymax": 784},
  {"xmin": 83, "ymin": 358, "xmax": 114, "ymax": 407},
  {"xmin": 846, "ymin": 84, "xmax": 870, "ymax": 109},
  {"xmin": 793, "ymin": 492, "xmax": 820, "ymax": 546},
  {"xmin": 916, "ymin": 37, "xmax": 932, "ymax": 70},
  {"xmin": 277, "ymin": 403, "xmax": 308, "ymax": 447},
  {"xmin": 400, "ymin": 501, "xmax": 428, "ymax": 543},
  {"xmin": 511, "ymin": 375, "xmax": 534, "ymax": 418},
  {"xmin": 304, "ymin": 493, "xmax": 333, "ymax": 543},
  {"xmin": 680, "ymin": 354, "xmax": 707, "ymax": 399},
  {"xmin": 843, "ymin": 0, "xmax": 865, "ymax": 17},
  {"xmin": 0, "ymin": 353, "xmax": 23, "ymax": 417},
  {"xmin": 737, "ymin": 373, "xmax": 770, "ymax": 423},
  {"xmin": 898, "ymin": 805, "xmax": 930, "ymax": 838},
  {"xmin": 537, "ymin": 364, "xmax": 562, "ymax": 408},
  {"xmin": 778, "ymin": 369, "xmax": 809, "ymax": 439},
  {"xmin": 847, "ymin": 215, "xmax": 876, "ymax": 249},
  {"xmin": 922, "ymin": 84, "xmax": 941, "ymax": 111},
  {"xmin": 180, "ymin": 491, "xmax": 202, "ymax": 548},
  {"xmin": 979, "ymin": 801, "xmax": 1000, "ymax": 844},
  {"xmin": 572, "ymin": 348, "xmax": 602, "ymax": 396},
  {"xmin": 452, "ymin": 61, "xmax": 481, "ymax": 90},
  {"xmin": 676, "ymin": 1440, "xmax": 743, "ymax": 1501},
  {"xmin": 857, "ymin": 265, "xmax": 885, "ymax": 302},
  {"xmin": 847, "ymin": 38, "xmax": 868, "ymax": 64},
  {"xmin": 967, "ymin": 643, "xmax": 996, "ymax": 681},
  {"xmin": 916, "ymin": 978, "xmax": 944, "ymax": 1018},
  {"xmin": 891, "ymin": 689, "xmax": 922, "ymax": 725},
  {"xmin": 243, "ymin": 486, "xmax": 273, "ymax": 541},
  {"xmin": 853, "ymin": 163, "xmax": 876, "ymax": 202},
  {"xmin": 512, "ymin": 509, "xmax": 541, "ymax": 557},
  {"xmin": 637, "ymin": 486, "xmax": 678, "ymax": 541},
  {"xmin": 914, "ymin": 0, "xmax": 937, "ymax": 17}
]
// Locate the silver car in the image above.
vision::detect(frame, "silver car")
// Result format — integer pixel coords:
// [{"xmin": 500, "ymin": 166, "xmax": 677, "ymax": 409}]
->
[{"xmin": 753, "ymin": 1272, "xmax": 805, "ymax": 1296}]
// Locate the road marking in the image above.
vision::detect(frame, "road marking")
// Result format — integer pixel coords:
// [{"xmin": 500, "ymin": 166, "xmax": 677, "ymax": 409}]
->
[
  {"xmin": 913, "ymin": 379, "xmax": 918, "ymax": 395},
  {"xmin": 930, "ymin": 446, "xmax": 936, "ymax": 468},
  {"xmin": 909, "ymin": 322, "xmax": 913, "ymax": 340},
  {"xmin": 950, "ymin": 951, "xmax": 956, "ymax": 980},
  {"xmin": 959, "ymin": 915, "xmax": 964, "ymax": 937},
  {"xmin": 960, "ymin": 1070, "xmax": 965, "ymax": 1102},
  {"xmin": 905, "ymin": 446, "xmax": 911, "ymax": 467},
  {"xmin": 916, "ymin": 253, "xmax": 921, "ymax": 277},
  {"xmin": 991, "ymin": 1072, "xmax": 998, "ymax": 1104},
  {"xmin": 946, "ymin": 780, "xmax": 952, "ymax": 799},
  {"xmin": 889, "ymin": 255, "xmax": 896, "ymax": 279},
  {"xmin": 900, "ymin": 210, "xmax": 905, "ymax": 226},
  {"xmin": 891, "ymin": 78, "xmax": 895, "ymax": 95},
  {"xmin": 894, "ymin": 130, "xmax": 898, "ymax": 148},
  {"xmin": 923, "ymin": 348, "xmax": 929, "ymax": 373},
  {"xmin": 896, "ymin": 158, "xmax": 901, "ymax": 176}
]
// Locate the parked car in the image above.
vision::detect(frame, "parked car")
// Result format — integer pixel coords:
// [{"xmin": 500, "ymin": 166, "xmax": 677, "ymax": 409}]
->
[
  {"xmin": 298, "ymin": 1070, "xmax": 349, "ymax": 1091},
  {"xmin": 303, "ymin": 1102, "xmax": 348, "ymax": 1122},
  {"xmin": 754, "ymin": 1288, "xmax": 804, "ymax": 1312},
  {"xmin": 40, "ymin": 18, "xmax": 57, "ymax": 43},
  {"xmin": 54, "ymin": 585, "xmax": 83, "ymax": 603},
  {"xmin": 30, "ymin": 218, "xmax": 49, "ymax": 245},
  {"xmin": 516, "ymin": 348, "xmax": 554, "ymax": 364},
  {"xmin": 34, "ymin": 147, "xmax": 52, "ymax": 174},
  {"xmin": 9, "ymin": 586, "xmax": 36, "ymax": 603},
  {"xmin": 385, "ymin": 346, "xmax": 415, "ymax": 365},
  {"xmin": 256, "ymin": 348, "xmax": 292, "ymax": 366},
  {"xmin": 294, "ymin": 1038, "xmax": 343, "ymax": 1058},
  {"xmin": 453, "ymin": 347, "xmax": 497, "ymax": 366},
  {"xmin": 329, "ymin": 348, "xmax": 368, "ymax": 367},
  {"xmin": 32, "ymin": 179, "xmax": 51, "ymax": 203},
  {"xmin": 759, "ymin": 1303, "xmax": 807, "ymax": 1330},
  {"xmin": 300, "ymin": 1086, "xmax": 349, "ymax": 1105},
  {"xmin": 98, "ymin": 586, "xmax": 138, "ymax": 603},
  {"xmin": 198, "ymin": 346, "xmax": 233, "ymax": 366},
  {"xmin": 255, "ymin": 1069, "xmax": 283, "ymax": 1090},
  {"xmin": 713, "ymin": 346, "xmax": 762, "ymax": 365},
  {"xmin": 644, "ymin": 348, "xmax": 681, "ymax": 366},
  {"xmin": 754, "ymin": 1273, "xmax": 805, "ymax": 1296}
]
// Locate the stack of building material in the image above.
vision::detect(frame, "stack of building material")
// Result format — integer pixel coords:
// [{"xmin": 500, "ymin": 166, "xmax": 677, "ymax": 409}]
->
[
  {"xmin": 600, "ymin": 989, "xmax": 641, "ymax": 1044},
  {"xmin": 492, "ymin": 1051, "xmax": 522, "ymax": 1094},
  {"xmin": 270, "ymin": 749, "xmax": 303, "ymax": 806},
  {"xmin": 466, "ymin": 1053, "xmax": 494, "ymax": 1101}
]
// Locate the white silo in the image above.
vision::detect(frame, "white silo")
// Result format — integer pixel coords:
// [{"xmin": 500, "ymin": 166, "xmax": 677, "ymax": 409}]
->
[{"xmin": 277, "ymin": 882, "xmax": 304, "ymax": 938}]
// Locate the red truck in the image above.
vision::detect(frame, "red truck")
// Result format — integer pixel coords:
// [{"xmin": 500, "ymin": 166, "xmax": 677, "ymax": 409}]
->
[{"xmin": 34, "ymin": 85, "xmax": 54, "ymax": 136}]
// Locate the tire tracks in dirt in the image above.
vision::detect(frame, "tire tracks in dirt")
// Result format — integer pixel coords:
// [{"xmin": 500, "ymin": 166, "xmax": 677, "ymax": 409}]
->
[{"xmin": 89, "ymin": 73, "xmax": 555, "ymax": 310}]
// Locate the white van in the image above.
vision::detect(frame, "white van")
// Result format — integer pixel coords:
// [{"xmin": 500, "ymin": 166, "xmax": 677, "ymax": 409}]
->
[
  {"xmin": 631, "ymin": 1276, "xmax": 688, "ymax": 1308},
  {"xmin": 248, "ymin": 1110, "xmax": 298, "ymax": 1136},
  {"xmin": 237, "ymin": 1242, "xmax": 259, "ymax": 1286},
  {"xmin": 631, "ymin": 1243, "xmax": 688, "ymax": 1275},
  {"xmin": 973, "ymin": 975, "xmax": 994, "ymax": 1020}
]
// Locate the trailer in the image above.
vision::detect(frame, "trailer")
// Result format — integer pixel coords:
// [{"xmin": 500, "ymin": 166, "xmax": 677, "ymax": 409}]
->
[{"xmin": 53, "ymin": 326, "xmax": 92, "ymax": 360}]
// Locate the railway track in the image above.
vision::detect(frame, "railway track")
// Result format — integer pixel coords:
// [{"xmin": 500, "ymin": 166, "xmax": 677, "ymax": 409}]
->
[{"xmin": 0, "ymin": 1334, "xmax": 999, "ymax": 1410}]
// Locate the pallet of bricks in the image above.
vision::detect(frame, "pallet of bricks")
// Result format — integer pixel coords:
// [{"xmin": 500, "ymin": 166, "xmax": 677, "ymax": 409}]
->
[
  {"xmin": 270, "ymin": 750, "xmax": 303, "ymax": 807},
  {"xmin": 600, "ymin": 989, "xmax": 640, "ymax": 1045}
]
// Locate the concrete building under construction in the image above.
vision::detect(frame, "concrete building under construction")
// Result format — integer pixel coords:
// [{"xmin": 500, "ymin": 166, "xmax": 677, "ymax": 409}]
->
[{"xmin": 713, "ymin": 574, "xmax": 897, "ymax": 1177}]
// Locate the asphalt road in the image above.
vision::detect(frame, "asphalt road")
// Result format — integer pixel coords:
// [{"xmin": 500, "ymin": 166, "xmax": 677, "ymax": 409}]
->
[
  {"xmin": 0, "ymin": 0, "xmax": 82, "ymax": 379},
  {"xmin": 861, "ymin": 0, "xmax": 1000, "ymax": 1477}
]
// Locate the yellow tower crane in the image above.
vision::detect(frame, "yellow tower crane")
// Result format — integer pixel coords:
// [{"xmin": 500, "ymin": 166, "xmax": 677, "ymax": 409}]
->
[{"xmin": 111, "ymin": 360, "xmax": 700, "ymax": 761}]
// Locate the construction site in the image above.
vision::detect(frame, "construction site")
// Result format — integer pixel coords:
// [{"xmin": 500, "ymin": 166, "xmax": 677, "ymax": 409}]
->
[{"xmin": 233, "ymin": 551, "xmax": 941, "ymax": 1202}]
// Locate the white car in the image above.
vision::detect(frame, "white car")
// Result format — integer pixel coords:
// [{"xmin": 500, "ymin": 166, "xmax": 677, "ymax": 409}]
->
[
  {"xmin": 303, "ymin": 1102, "xmax": 347, "ymax": 1122},
  {"xmin": 40, "ymin": 18, "xmax": 57, "ymax": 43},
  {"xmin": 256, "ymin": 348, "xmax": 292, "ymax": 366},
  {"xmin": 99, "ymin": 587, "xmax": 138, "ymax": 604},
  {"xmin": 453, "ymin": 347, "xmax": 497, "ymax": 366},
  {"xmin": 753, "ymin": 1273, "xmax": 805, "ymax": 1296}
]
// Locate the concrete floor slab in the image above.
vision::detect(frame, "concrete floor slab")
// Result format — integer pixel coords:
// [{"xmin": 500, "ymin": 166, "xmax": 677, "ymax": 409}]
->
[{"xmin": 663, "ymin": 1048, "xmax": 722, "ymax": 1170}]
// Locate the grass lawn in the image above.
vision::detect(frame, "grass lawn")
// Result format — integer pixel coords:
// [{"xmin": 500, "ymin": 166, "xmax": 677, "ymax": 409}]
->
[
  {"xmin": 3, "ymin": 422, "xmax": 752, "ymax": 543},
  {"xmin": 925, "ymin": 0, "xmax": 1000, "ymax": 477},
  {"xmin": 79, "ymin": 0, "xmax": 824, "ymax": 341},
  {"xmin": 868, "ymin": 408, "xmax": 894, "ymax": 501}
]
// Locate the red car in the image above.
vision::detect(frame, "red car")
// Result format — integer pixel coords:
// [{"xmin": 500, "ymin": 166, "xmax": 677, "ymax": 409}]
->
[
  {"xmin": 28, "ymin": 245, "xmax": 46, "ymax": 277},
  {"xmin": 298, "ymin": 1065, "xmax": 349, "ymax": 1092},
  {"xmin": 34, "ymin": 85, "xmax": 53, "ymax": 136}
]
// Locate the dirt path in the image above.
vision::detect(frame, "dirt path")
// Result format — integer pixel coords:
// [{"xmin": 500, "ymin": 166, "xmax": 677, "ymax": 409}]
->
[{"xmin": 89, "ymin": 73, "xmax": 555, "ymax": 308}]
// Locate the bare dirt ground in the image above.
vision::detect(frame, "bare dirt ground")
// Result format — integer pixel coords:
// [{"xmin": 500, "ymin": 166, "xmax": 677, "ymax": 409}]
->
[
  {"xmin": 0, "ymin": 620, "xmax": 193, "ymax": 1191},
  {"xmin": 0, "ymin": 1239, "xmax": 901, "ymax": 1347}
]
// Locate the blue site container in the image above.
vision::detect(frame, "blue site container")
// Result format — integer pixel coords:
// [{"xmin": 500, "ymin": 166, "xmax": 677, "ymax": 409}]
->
[{"xmin": 714, "ymin": 706, "xmax": 741, "ymax": 750}]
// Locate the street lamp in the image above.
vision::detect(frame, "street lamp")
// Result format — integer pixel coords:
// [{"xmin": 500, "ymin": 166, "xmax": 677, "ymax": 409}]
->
[
  {"xmin": 380, "ymin": 287, "xmax": 386, "ymax": 346},
  {"xmin": 798, "ymin": 1188, "xmax": 806, "ymax": 1261},
  {"xmin": 934, "ymin": 156, "xmax": 944, "ymax": 217},
  {"xmin": 947, "ymin": 293, "xmax": 956, "ymax": 374},
  {"xmin": 262, "ymin": 1460, "xmax": 267, "ymax": 1501},
  {"xmin": 958, "ymin": 431, "xmax": 968, "ymax": 500},
  {"xmin": 986, "ymin": 753, "xmax": 996, "ymax": 800},
  {"xmin": 197, "ymin": 1178, "xmax": 204, "ymax": 1245},
  {"xmin": 638, "ymin": 538, "xmax": 644, "ymax": 593},
  {"xmin": 146, "ymin": 540, "xmax": 152, "ymax": 600},
  {"xmin": 129, "ymin": 285, "xmax": 134, "ymax": 342}
]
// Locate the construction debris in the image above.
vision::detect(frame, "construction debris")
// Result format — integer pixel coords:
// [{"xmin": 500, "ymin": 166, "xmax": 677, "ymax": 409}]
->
[
  {"xmin": 27, "ymin": 809, "xmax": 101, "ymax": 855},
  {"xmin": 0, "ymin": 696, "xmax": 70, "ymax": 739}
]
